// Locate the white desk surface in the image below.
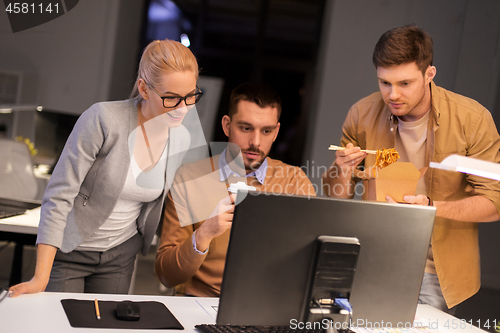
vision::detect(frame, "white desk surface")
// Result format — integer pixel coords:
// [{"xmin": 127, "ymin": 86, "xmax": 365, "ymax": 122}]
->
[
  {"xmin": 0, "ymin": 292, "xmax": 487, "ymax": 333},
  {"xmin": 1, "ymin": 292, "xmax": 217, "ymax": 333},
  {"xmin": 0, "ymin": 206, "xmax": 40, "ymax": 235},
  {"xmin": 414, "ymin": 304, "xmax": 487, "ymax": 333}
]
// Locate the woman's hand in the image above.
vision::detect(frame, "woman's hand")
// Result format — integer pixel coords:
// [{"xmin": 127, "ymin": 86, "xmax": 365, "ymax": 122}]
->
[
  {"xmin": 9, "ymin": 277, "xmax": 48, "ymax": 297},
  {"xmin": 8, "ymin": 243, "xmax": 57, "ymax": 297}
]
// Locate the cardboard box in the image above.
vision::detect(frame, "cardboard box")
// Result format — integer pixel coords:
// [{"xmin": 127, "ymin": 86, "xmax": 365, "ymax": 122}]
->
[{"xmin": 355, "ymin": 162, "xmax": 427, "ymax": 202}]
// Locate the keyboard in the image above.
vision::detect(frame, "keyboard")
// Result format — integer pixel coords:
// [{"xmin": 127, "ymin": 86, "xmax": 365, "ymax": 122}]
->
[
  {"xmin": 0, "ymin": 207, "xmax": 26, "ymax": 219},
  {"xmin": 195, "ymin": 324, "xmax": 340, "ymax": 333}
]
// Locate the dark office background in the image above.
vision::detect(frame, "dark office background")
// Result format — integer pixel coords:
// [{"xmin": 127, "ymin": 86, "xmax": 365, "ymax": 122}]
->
[
  {"xmin": 1, "ymin": 1, "xmax": 500, "ymax": 331},
  {"xmin": 138, "ymin": 0, "xmax": 326, "ymax": 168}
]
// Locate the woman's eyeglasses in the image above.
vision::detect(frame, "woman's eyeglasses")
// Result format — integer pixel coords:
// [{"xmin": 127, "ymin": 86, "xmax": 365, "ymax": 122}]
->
[{"xmin": 149, "ymin": 85, "xmax": 203, "ymax": 108}]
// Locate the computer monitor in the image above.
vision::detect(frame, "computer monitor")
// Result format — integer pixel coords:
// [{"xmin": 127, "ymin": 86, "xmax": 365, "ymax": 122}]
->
[{"xmin": 217, "ymin": 193, "xmax": 436, "ymax": 328}]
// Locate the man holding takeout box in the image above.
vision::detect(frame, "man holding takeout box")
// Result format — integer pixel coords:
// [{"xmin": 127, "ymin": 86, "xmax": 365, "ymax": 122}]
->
[{"xmin": 323, "ymin": 25, "xmax": 500, "ymax": 313}]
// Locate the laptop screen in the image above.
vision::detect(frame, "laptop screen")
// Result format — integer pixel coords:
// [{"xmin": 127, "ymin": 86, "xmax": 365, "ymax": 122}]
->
[{"xmin": 217, "ymin": 193, "xmax": 435, "ymax": 327}]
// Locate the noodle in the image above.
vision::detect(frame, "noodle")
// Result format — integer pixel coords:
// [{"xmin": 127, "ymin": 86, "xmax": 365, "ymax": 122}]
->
[{"xmin": 374, "ymin": 148, "xmax": 400, "ymax": 169}]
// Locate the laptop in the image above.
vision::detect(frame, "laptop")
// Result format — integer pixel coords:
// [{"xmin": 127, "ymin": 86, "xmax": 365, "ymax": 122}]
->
[
  {"xmin": 217, "ymin": 194, "xmax": 436, "ymax": 327},
  {"xmin": 0, "ymin": 197, "xmax": 41, "ymax": 219}
]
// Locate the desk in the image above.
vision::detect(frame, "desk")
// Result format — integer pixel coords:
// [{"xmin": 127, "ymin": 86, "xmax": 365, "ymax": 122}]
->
[
  {"xmin": 1, "ymin": 293, "xmax": 216, "ymax": 333},
  {"xmin": 0, "ymin": 292, "xmax": 488, "ymax": 333},
  {"xmin": 0, "ymin": 206, "xmax": 40, "ymax": 235},
  {"xmin": 0, "ymin": 208, "xmax": 155, "ymax": 293},
  {"xmin": 0, "ymin": 207, "xmax": 40, "ymax": 286}
]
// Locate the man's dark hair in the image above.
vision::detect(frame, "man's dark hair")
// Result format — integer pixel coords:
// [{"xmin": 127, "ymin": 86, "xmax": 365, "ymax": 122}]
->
[
  {"xmin": 228, "ymin": 82, "xmax": 282, "ymax": 120},
  {"xmin": 373, "ymin": 25, "xmax": 433, "ymax": 74}
]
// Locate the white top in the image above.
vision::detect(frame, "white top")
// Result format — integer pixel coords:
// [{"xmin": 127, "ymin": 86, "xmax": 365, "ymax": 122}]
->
[{"xmin": 77, "ymin": 144, "xmax": 167, "ymax": 251}]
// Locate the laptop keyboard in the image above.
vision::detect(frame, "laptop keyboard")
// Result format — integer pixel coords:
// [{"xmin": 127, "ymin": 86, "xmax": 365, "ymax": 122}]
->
[
  {"xmin": 0, "ymin": 207, "xmax": 26, "ymax": 219},
  {"xmin": 195, "ymin": 324, "xmax": 353, "ymax": 333}
]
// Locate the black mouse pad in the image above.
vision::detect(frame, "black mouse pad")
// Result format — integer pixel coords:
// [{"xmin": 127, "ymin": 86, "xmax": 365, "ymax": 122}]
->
[{"xmin": 61, "ymin": 299, "xmax": 184, "ymax": 329}]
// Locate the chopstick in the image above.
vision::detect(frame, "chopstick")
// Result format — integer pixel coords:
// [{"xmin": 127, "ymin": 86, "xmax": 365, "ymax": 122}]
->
[{"xmin": 328, "ymin": 145, "xmax": 378, "ymax": 154}]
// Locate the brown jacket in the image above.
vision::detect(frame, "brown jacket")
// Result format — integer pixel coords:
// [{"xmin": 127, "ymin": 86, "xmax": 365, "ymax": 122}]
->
[
  {"xmin": 339, "ymin": 81, "xmax": 500, "ymax": 308},
  {"xmin": 155, "ymin": 155, "xmax": 316, "ymax": 296}
]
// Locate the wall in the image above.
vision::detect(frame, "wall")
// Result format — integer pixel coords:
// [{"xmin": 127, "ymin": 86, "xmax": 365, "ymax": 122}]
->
[
  {"xmin": 306, "ymin": 0, "xmax": 500, "ymax": 290},
  {"xmin": 0, "ymin": 0, "xmax": 145, "ymax": 114}
]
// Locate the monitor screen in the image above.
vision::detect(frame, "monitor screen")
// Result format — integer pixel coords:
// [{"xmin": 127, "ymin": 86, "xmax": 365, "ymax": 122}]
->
[{"xmin": 217, "ymin": 193, "xmax": 436, "ymax": 328}]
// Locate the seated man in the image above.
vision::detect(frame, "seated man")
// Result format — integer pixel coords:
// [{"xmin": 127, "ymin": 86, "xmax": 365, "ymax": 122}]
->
[{"xmin": 155, "ymin": 82, "xmax": 316, "ymax": 296}]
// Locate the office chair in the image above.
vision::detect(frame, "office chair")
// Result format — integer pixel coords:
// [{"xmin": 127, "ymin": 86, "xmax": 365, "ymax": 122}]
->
[{"xmin": 0, "ymin": 138, "xmax": 38, "ymax": 200}]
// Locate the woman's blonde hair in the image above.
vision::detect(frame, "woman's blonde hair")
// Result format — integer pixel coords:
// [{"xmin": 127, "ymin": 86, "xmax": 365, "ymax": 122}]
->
[{"xmin": 130, "ymin": 39, "xmax": 199, "ymax": 102}]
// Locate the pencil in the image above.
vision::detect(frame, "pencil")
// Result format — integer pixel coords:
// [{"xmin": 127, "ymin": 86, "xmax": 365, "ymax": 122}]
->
[{"xmin": 94, "ymin": 299, "xmax": 101, "ymax": 320}]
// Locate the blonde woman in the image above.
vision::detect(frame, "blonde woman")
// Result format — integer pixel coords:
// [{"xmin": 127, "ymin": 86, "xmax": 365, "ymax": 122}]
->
[{"xmin": 10, "ymin": 39, "xmax": 202, "ymax": 296}]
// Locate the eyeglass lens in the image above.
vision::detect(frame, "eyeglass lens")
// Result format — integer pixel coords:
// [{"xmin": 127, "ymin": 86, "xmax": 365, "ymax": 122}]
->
[{"xmin": 162, "ymin": 93, "xmax": 202, "ymax": 108}]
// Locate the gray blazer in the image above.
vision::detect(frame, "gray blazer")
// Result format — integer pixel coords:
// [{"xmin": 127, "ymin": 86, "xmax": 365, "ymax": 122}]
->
[{"xmin": 36, "ymin": 100, "xmax": 190, "ymax": 255}]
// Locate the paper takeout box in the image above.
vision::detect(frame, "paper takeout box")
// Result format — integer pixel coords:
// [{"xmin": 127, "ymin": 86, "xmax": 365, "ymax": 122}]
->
[{"xmin": 354, "ymin": 162, "xmax": 427, "ymax": 202}]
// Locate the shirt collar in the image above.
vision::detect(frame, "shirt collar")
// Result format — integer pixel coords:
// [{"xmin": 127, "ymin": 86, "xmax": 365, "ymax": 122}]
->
[{"xmin": 218, "ymin": 148, "xmax": 267, "ymax": 185}]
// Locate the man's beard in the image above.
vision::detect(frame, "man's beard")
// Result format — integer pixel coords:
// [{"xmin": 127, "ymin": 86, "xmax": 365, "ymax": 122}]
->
[
  {"xmin": 227, "ymin": 144, "xmax": 266, "ymax": 173},
  {"xmin": 388, "ymin": 85, "xmax": 427, "ymax": 119},
  {"xmin": 243, "ymin": 147, "xmax": 265, "ymax": 172}
]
